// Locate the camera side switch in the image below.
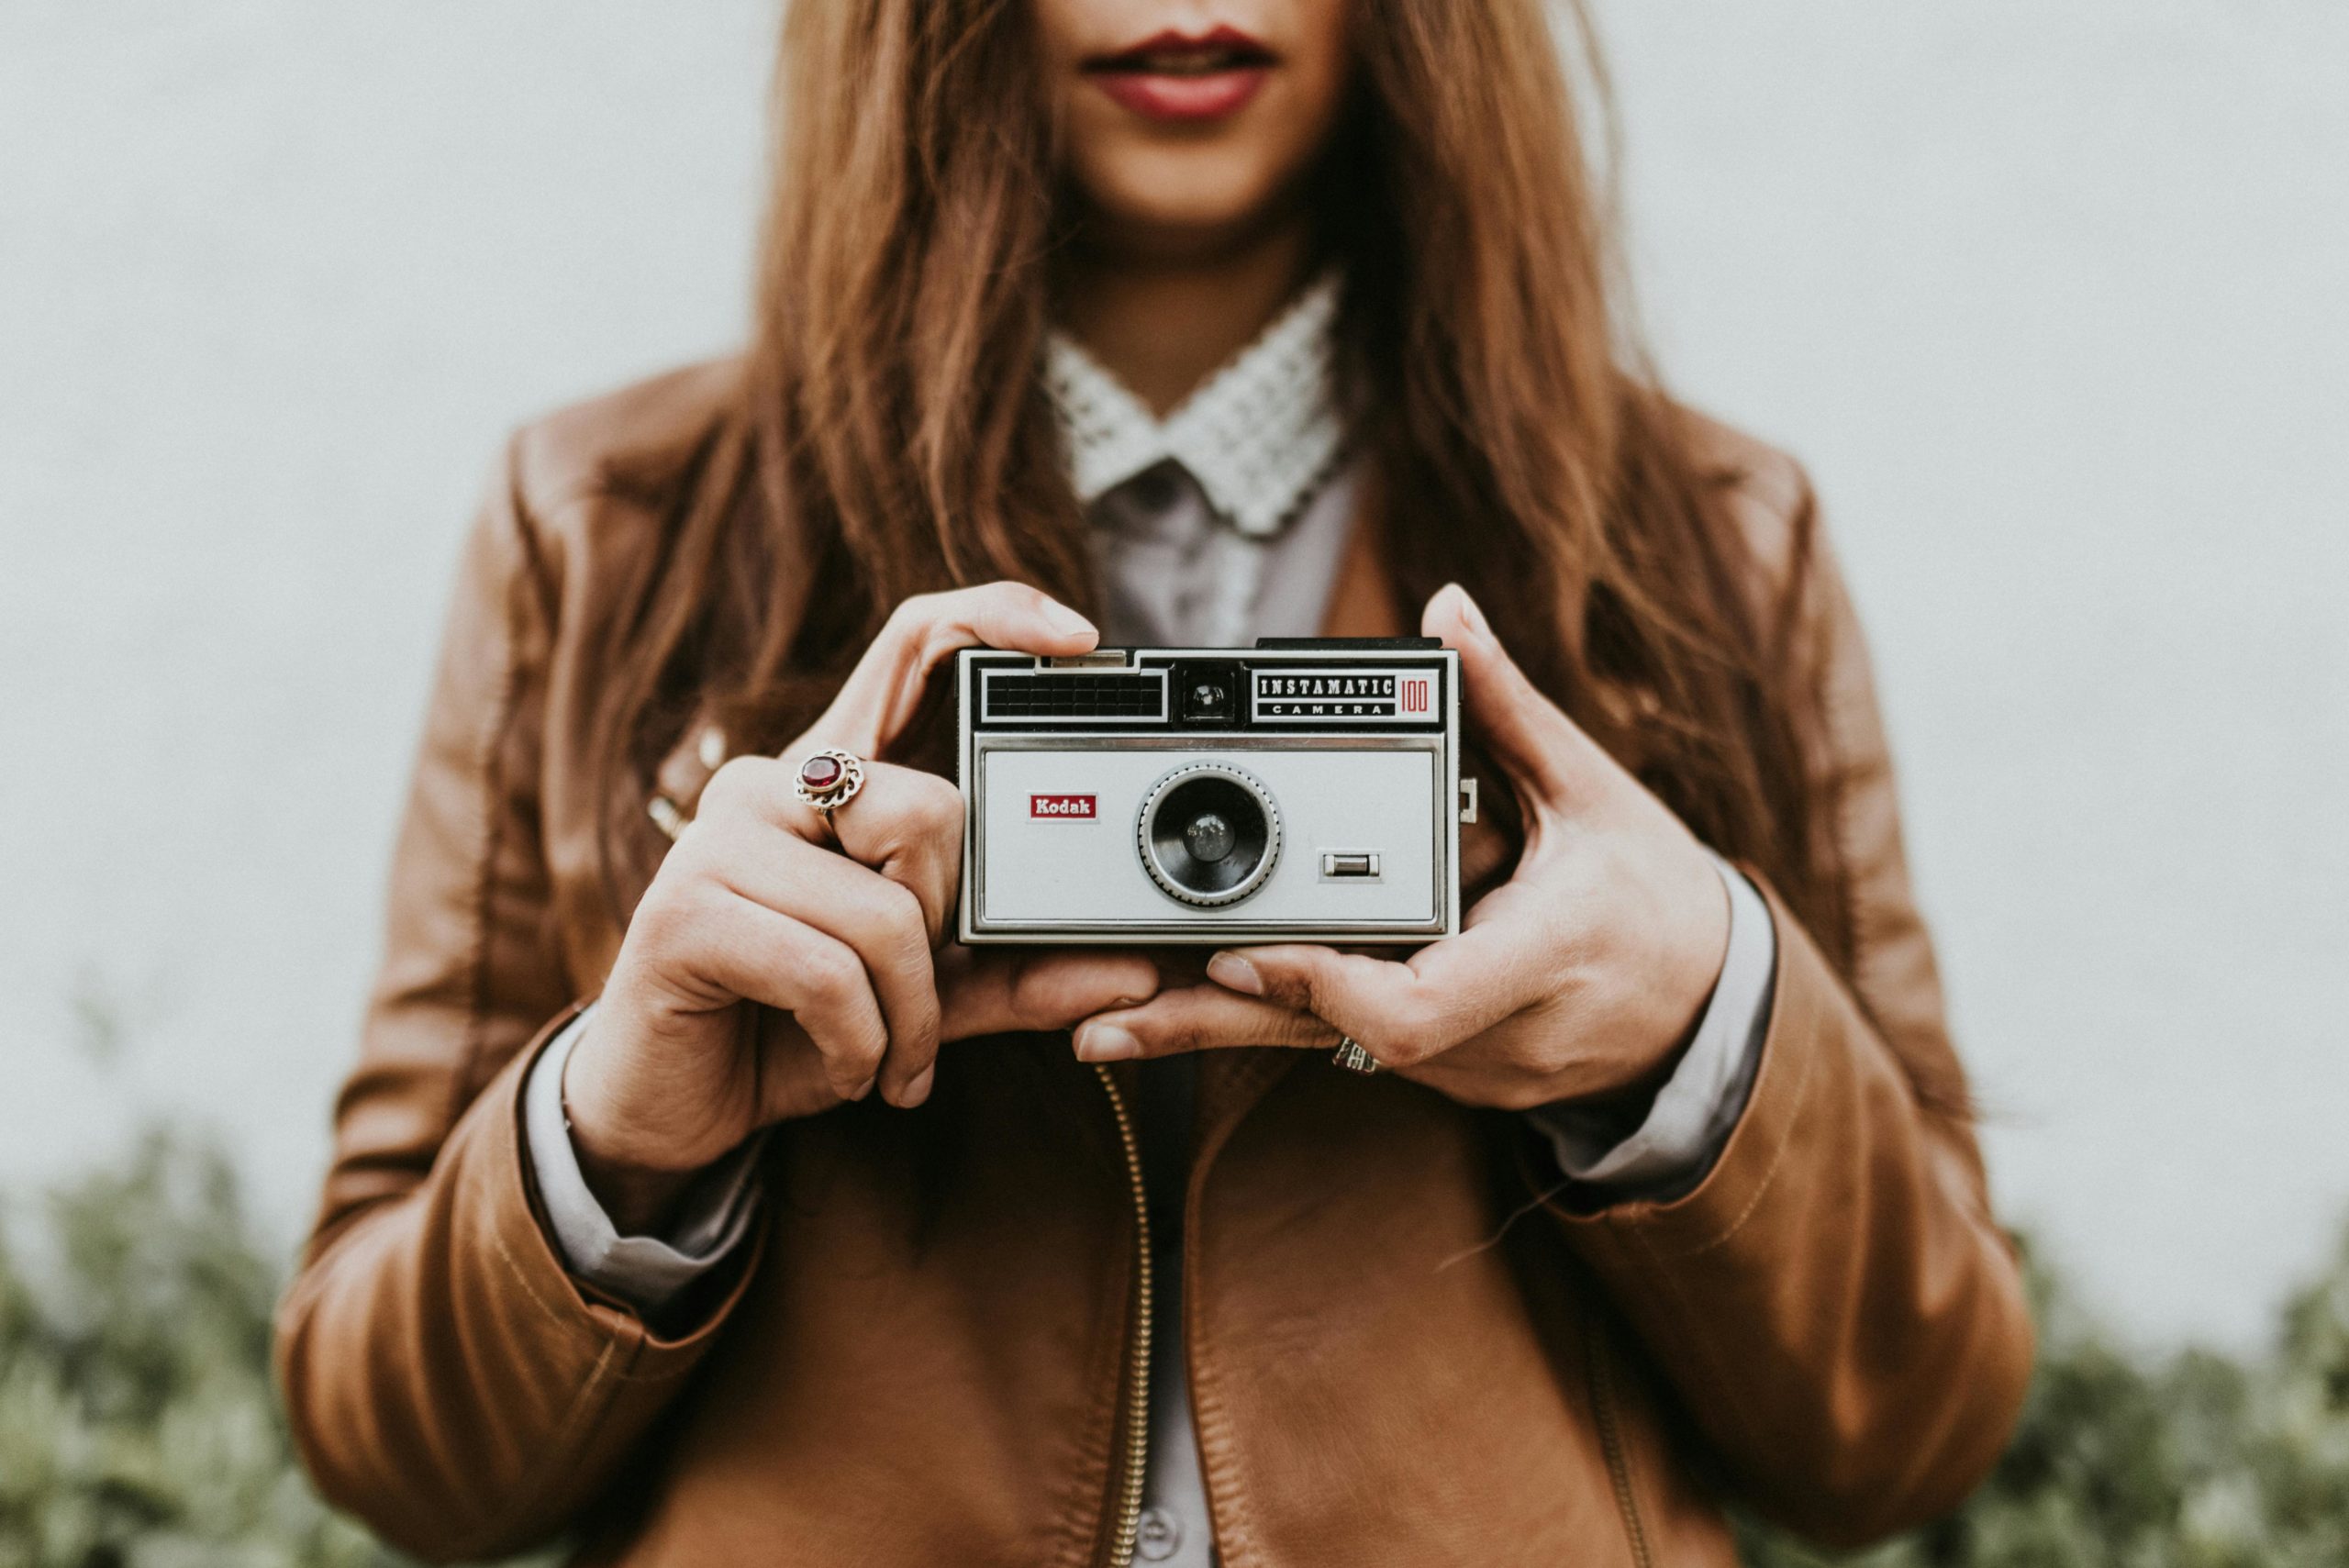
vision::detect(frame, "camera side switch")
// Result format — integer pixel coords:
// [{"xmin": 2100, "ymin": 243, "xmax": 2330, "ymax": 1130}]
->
[{"xmin": 1319, "ymin": 851, "xmax": 1382, "ymax": 880}]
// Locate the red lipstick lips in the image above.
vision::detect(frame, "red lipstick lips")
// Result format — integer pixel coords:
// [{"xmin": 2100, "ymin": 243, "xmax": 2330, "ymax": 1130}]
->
[{"xmin": 1081, "ymin": 25, "xmax": 1277, "ymax": 124}]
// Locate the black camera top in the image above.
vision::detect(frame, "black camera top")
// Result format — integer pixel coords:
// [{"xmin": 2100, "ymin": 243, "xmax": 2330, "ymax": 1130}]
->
[{"xmin": 963, "ymin": 645, "xmax": 1451, "ymax": 737}]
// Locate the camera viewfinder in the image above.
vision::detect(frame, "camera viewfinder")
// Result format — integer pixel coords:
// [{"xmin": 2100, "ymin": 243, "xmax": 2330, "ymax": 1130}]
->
[{"xmin": 1176, "ymin": 660, "xmax": 1242, "ymax": 726}]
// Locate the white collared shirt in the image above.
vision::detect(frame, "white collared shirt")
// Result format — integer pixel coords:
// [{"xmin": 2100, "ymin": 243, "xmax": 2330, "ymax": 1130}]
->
[
  {"xmin": 1047, "ymin": 270, "xmax": 1350, "ymax": 539},
  {"xmin": 1044, "ymin": 270, "xmax": 1357, "ymax": 649}
]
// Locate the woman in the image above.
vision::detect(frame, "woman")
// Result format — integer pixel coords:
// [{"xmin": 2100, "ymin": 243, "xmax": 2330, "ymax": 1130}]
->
[{"xmin": 277, "ymin": 2, "xmax": 2032, "ymax": 1563}]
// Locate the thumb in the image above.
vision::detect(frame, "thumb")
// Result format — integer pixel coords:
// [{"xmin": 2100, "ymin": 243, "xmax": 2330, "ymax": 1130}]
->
[
  {"xmin": 939, "ymin": 948, "xmax": 1163, "ymax": 1041},
  {"xmin": 1421, "ymin": 584, "xmax": 1592, "ymax": 809}
]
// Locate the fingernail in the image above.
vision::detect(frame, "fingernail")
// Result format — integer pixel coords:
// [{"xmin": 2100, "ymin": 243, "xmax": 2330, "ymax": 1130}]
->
[
  {"xmin": 1074, "ymin": 1023, "xmax": 1141, "ymax": 1062},
  {"xmin": 901, "ymin": 1065, "xmax": 935, "ymax": 1107},
  {"xmin": 1453, "ymin": 585, "xmax": 1490, "ymax": 638},
  {"xmin": 1207, "ymin": 952, "xmax": 1263, "ymax": 995},
  {"xmin": 850, "ymin": 1075, "xmax": 877, "ymax": 1101},
  {"xmin": 1041, "ymin": 598, "xmax": 1096, "ymax": 638}
]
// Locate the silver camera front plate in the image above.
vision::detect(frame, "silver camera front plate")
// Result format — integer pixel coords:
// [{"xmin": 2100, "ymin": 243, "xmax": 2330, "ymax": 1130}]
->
[{"xmin": 957, "ymin": 643, "xmax": 1463, "ymax": 945}]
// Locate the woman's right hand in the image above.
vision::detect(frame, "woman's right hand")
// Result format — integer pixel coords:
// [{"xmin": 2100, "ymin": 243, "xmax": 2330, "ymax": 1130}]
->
[{"xmin": 563, "ymin": 584, "xmax": 1162, "ymax": 1230}]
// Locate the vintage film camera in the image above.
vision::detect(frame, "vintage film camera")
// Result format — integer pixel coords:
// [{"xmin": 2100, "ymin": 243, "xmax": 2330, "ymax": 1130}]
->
[{"xmin": 957, "ymin": 638, "xmax": 1475, "ymax": 944}]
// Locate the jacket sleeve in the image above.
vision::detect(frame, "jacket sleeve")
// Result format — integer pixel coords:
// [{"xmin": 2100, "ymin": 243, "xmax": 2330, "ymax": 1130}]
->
[
  {"xmin": 273, "ymin": 437, "xmax": 754, "ymax": 1563},
  {"xmin": 1550, "ymin": 481, "xmax": 2034, "ymax": 1549}
]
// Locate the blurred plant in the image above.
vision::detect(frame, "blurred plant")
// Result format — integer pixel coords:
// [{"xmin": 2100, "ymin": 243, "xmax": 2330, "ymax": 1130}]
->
[
  {"xmin": 1740, "ymin": 1231, "xmax": 2349, "ymax": 1566},
  {"xmin": 2, "ymin": 1114, "xmax": 2345, "ymax": 1565},
  {"xmin": 0, "ymin": 1126, "xmax": 403, "ymax": 1568}
]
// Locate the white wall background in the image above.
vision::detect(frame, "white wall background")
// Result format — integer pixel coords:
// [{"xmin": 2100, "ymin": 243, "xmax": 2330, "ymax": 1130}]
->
[{"xmin": 3, "ymin": 0, "xmax": 2344, "ymax": 1351}]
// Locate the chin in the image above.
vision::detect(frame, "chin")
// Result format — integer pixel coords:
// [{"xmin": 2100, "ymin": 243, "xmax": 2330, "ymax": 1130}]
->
[{"xmin": 1077, "ymin": 150, "xmax": 1295, "ymax": 256}]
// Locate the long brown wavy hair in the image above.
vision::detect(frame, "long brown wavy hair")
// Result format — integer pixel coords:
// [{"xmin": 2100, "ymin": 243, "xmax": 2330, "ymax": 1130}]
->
[{"xmin": 589, "ymin": 0, "xmax": 1964, "ymax": 1114}]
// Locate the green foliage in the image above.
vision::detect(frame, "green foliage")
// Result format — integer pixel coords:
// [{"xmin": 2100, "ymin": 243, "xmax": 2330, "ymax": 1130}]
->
[
  {"xmin": 0, "ymin": 1128, "xmax": 402, "ymax": 1568},
  {"xmin": 2, "ymin": 1121, "xmax": 2345, "ymax": 1565},
  {"xmin": 1740, "ymin": 1234, "xmax": 2349, "ymax": 1567}
]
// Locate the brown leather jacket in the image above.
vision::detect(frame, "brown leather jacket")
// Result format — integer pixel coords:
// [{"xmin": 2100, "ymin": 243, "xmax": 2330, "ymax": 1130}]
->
[{"xmin": 276, "ymin": 361, "xmax": 2032, "ymax": 1566}]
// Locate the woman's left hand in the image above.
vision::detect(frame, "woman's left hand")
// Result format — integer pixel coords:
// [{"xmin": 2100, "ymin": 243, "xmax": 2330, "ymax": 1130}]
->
[{"xmin": 1071, "ymin": 584, "xmax": 1734, "ymax": 1113}]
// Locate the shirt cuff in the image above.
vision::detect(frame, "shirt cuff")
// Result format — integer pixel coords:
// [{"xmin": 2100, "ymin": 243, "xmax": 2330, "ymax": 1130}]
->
[
  {"xmin": 1523, "ymin": 851, "xmax": 1776, "ymax": 1199},
  {"xmin": 521, "ymin": 1005, "xmax": 767, "ymax": 1317}
]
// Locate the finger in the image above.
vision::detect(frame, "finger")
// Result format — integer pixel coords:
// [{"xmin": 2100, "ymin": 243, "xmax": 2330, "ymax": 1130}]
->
[
  {"xmin": 747, "ymin": 1009, "xmax": 849, "ymax": 1126},
  {"xmin": 938, "ymin": 947, "xmax": 1163, "ymax": 1042},
  {"xmin": 696, "ymin": 754, "xmax": 809, "ymax": 840},
  {"xmin": 662, "ymin": 887, "xmax": 891, "ymax": 1100},
  {"xmin": 812, "ymin": 583, "xmax": 1098, "ymax": 759},
  {"xmin": 700, "ymin": 758, "xmax": 963, "ymax": 942},
  {"xmin": 701, "ymin": 827, "xmax": 942, "ymax": 1107},
  {"xmin": 824, "ymin": 763, "xmax": 963, "ymax": 942},
  {"xmin": 1202, "ymin": 918, "xmax": 1550, "ymax": 1069},
  {"xmin": 1071, "ymin": 984, "xmax": 1335, "ymax": 1062},
  {"xmin": 1421, "ymin": 583, "xmax": 1598, "ymax": 810}
]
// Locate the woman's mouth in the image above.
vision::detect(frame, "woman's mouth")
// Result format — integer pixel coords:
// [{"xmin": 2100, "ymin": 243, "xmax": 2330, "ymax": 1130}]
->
[{"xmin": 1081, "ymin": 26, "xmax": 1278, "ymax": 124}]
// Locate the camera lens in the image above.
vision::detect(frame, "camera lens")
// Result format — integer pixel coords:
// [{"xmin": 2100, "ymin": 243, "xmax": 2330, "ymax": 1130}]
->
[
  {"xmin": 1184, "ymin": 811, "xmax": 1236, "ymax": 864},
  {"xmin": 1138, "ymin": 762, "xmax": 1281, "ymax": 906}
]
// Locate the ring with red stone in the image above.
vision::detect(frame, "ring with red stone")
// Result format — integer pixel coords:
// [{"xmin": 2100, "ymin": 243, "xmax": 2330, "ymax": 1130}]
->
[{"xmin": 792, "ymin": 748, "xmax": 866, "ymax": 828}]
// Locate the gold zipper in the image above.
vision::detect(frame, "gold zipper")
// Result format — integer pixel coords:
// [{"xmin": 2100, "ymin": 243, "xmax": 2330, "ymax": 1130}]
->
[
  {"xmin": 1094, "ymin": 1062, "xmax": 1153, "ymax": 1568},
  {"xmin": 1586, "ymin": 1314, "xmax": 1654, "ymax": 1568}
]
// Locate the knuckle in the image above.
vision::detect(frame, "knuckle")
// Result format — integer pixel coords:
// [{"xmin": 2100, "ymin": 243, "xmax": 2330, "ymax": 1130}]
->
[
  {"xmin": 839, "ymin": 1020, "xmax": 889, "ymax": 1075},
  {"xmin": 1365, "ymin": 1022, "xmax": 1436, "ymax": 1067},
  {"xmin": 665, "ymin": 814, "xmax": 717, "ymax": 863},
  {"xmin": 888, "ymin": 873, "xmax": 931, "ymax": 932},
  {"xmin": 1279, "ymin": 1009, "xmax": 1333, "ymax": 1048},
  {"xmin": 1155, "ymin": 1016, "xmax": 1213, "ymax": 1055},
  {"xmin": 907, "ymin": 776, "xmax": 963, "ymax": 840},
  {"xmin": 667, "ymin": 820, "xmax": 740, "ymax": 882},
  {"xmin": 900, "ymin": 982, "xmax": 943, "ymax": 1041},
  {"xmin": 628, "ymin": 893, "xmax": 689, "ymax": 954},
  {"xmin": 632, "ymin": 874, "xmax": 717, "ymax": 948},
  {"xmin": 1003, "ymin": 956, "xmax": 1047, "ymax": 1024},
  {"xmin": 1005, "ymin": 951, "xmax": 1068, "ymax": 1025},
  {"xmin": 1263, "ymin": 968, "xmax": 1319, "ymax": 1011},
  {"xmin": 967, "ymin": 582, "xmax": 1047, "ymax": 641},
  {"xmin": 868, "ymin": 780, "xmax": 959, "ymax": 860},
  {"xmin": 874, "ymin": 881, "xmax": 932, "ymax": 965},
  {"xmin": 1384, "ymin": 1039, "xmax": 1441, "ymax": 1070},
  {"xmin": 889, "ymin": 591, "xmax": 956, "ymax": 647},
  {"xmin": 797, "ymin": 941, "xmax": 865, "ymax": 1008},
  {"xmin": 699, "ymin": 755, "xmax": 767, "ymax": 816}
]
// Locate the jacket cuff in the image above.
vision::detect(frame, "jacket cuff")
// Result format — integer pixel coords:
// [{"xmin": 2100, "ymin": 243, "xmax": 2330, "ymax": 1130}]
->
[
  {"xmin": 1524, "ymin": 853, "xmax": 1775, "ymax": 1198},
  {"xmin": 489, "ymin": 1008, "xmax": 763, "ymax": 1352},
  {"xmin": 1542, "ymin": 872, "xmax": 1835, "ymax": 1259},
  {"xmin": 521, "ymin": 1006, "xmax": 768, "ymax": 1318}
]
